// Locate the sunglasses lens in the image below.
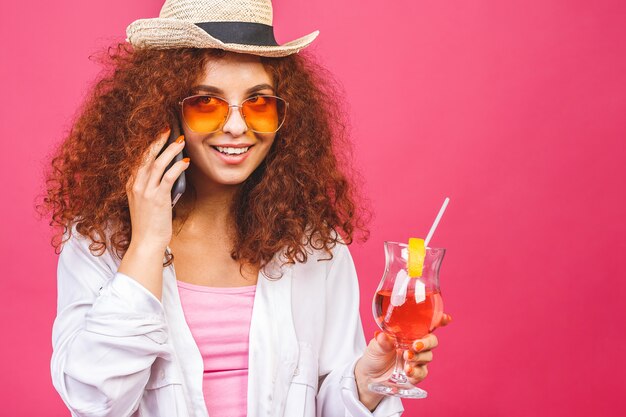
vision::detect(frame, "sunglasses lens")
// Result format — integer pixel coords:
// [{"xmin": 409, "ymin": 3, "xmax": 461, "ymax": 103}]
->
[
  {"xmin": 182, "ymin": 95, "xmax": 287, "ymax": 133},
  {"xmin": 242, "ymin": 96, "xmax": 286, "ymax": 133},
  {"xmin": 182, "ymin": 96, "xmax": 229, "ymax": 132}
]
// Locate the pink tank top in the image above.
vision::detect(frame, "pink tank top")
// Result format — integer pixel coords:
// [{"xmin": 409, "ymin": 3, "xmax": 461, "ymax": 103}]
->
[{"xmin": 176, "ymin": 280, "xmax": 256, "ymax": 417}]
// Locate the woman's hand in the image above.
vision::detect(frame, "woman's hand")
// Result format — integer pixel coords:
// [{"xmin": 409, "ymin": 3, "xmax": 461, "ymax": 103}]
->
[
  {"xmin": 118, "ymin": 128, "xmax": 190, "ymax": 301},
  {"xmin": 354, "ymin": 313, "xmax": 452, "ymax": 411},
  {"xmin": 125, "ymin": 128, "xmax": 189, "ymax": 252}
]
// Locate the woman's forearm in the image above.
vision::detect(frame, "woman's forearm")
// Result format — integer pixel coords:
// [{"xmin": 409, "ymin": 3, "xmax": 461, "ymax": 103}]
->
[{"xmin": 118, "ymin": 240, "xmax": 167, "ymax": 302}]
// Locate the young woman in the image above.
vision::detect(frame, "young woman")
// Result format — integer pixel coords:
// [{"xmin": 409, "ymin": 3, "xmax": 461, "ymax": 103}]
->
[{"xmin": 42, "ymin": 1, "xmax": 449, "ymax": 416}]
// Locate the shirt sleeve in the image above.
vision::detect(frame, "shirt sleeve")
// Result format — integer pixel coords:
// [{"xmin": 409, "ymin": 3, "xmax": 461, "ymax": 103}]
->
[
  {"xmin": 316, "ymin": 243, "xmax": 404, "ymax": 417},
  {"xmin": 50, "ymin": 229, "xmax": 173, "ymax": 417}
]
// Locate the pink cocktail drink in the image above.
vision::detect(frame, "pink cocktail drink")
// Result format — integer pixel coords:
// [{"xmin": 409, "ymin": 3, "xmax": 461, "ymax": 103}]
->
[{"xmin": 374, "ymin": 288, "xmax": 444, "ymax": 348}]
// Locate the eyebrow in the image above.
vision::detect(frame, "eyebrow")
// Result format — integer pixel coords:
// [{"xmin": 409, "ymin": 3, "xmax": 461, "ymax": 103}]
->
[{"xmin": 193, "ymin": 83, "xmax": 275, "ymax": 95}]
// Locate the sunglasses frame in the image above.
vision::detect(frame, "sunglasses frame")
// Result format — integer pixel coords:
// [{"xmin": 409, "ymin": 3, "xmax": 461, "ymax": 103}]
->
[{"xmin": 178, "ymin": 94, "xmax": 289, "ymax": 134}]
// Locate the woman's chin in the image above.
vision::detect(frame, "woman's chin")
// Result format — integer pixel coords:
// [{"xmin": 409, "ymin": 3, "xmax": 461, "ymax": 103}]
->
[{"xmin": 204, "ymin": 170, "xmax": 251, "ymax": 187}]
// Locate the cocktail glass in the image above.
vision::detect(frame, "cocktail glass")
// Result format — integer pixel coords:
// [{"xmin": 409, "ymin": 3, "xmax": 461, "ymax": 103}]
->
[{"xmin": 369, "ymin": 241, "xmax": 446, "ymax": 398}]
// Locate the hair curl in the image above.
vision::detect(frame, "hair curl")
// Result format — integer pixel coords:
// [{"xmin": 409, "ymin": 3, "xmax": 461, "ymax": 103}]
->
[{"xmin": 37, "ymin": 43, "xmax": 371, "ymax": 273}]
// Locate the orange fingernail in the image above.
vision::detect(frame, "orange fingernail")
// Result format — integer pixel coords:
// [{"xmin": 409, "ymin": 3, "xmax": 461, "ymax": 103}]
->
[
  {"xmin": 447, "ymin": 314, "xmax": 453, "ymax": 322},
  {"xmin": 406, "ymin": 350, "xmax": 415, "ymax": 360},
  {"xmin": 175, "ymin": 135, "xmax": 185, "ymax": 144},
  {"xmin": 182, "ymin": 157, "xmax": 190, "ymax": 163},
  {"xmin": 414, "ymin": 341, "xmax": 424, "ymax": 352},
  {"xmin": 406, "ymin": 366, "xmax": 413, "ymax": 376},
  {"xmin": 374, "ymin": 331, "xmax": 381, "ymax": 339}
]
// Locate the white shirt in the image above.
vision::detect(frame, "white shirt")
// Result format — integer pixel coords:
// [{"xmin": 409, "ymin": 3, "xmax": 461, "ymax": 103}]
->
[{"xmin": 51, "ymin": 226, "xmax": 405, "ymax": 416}]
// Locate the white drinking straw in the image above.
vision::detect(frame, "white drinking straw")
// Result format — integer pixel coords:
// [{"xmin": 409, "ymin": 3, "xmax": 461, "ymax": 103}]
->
[{"xmin": 424, "ymin": 197, "xmax": 450, "ymax": 248}]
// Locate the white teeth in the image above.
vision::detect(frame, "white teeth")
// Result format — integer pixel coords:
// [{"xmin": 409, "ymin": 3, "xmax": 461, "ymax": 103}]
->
[{"xmin": 215, "ymin": 146, "xmax": 250, "ymax": 155}]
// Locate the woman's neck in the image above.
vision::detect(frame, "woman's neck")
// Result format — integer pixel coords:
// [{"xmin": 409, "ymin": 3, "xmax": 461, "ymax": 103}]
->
[{"xmin": 173, "ymin": 181, "xmax": 239, "ymax": 239}]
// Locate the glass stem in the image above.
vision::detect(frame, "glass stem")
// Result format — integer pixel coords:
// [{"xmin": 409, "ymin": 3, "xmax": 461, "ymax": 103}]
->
[{"xmin": 390, "ymin": 346, "xmax": 408, "ymax": 384}]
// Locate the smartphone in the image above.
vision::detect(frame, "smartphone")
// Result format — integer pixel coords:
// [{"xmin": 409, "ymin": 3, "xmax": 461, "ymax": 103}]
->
[{"xmin": 160, "ymin": 117, "xmax": 187, "ymax": 208}]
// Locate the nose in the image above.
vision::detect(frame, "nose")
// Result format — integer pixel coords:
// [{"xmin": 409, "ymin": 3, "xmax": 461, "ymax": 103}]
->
[{"xmin": 221, "ymin": 105, "xmax": 248, "ymax": 136}]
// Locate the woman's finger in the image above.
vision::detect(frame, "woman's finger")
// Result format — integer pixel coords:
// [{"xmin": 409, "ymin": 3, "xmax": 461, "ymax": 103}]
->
[
  {"xmin": 403, "ymin": 349, "xmax": 433, "ymax": 365},
  {"xmin": 410, "ymin": 333, "xmax": 438, "ymax": 354},
  {"xmin": 159, "ymin": 157, "xmax": 191, "ymax": 190},
  {"xmin": 130, "ymin": 129, "xmax": 171, "ymax": 191},
  {"xmin": 148, "ymin": 135, "xmax": 186, "ymax": 188},
  {"xmin": 372, "ymin": 331, "xmax": 396, "ymax": 353},
  {"xmin": 405, "ymin": 363, "xmax": 428, "ymax": 383}
]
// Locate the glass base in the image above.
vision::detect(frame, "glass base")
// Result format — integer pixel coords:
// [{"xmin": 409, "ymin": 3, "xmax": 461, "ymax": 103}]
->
[{"xmin": 368, "ymin": 380, "xmax": 428, "ymax": 399}]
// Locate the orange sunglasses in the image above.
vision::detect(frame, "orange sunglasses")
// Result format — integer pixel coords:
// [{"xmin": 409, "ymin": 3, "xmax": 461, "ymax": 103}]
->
[{"xmin": 180, "ymin": 94, "xmax": 288, "ymax": 134}]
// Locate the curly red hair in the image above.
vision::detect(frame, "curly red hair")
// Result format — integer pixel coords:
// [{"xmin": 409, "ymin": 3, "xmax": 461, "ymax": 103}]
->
[{"xmin": 37, "ymin": 43, "xmax": 370, "ymax": 272}]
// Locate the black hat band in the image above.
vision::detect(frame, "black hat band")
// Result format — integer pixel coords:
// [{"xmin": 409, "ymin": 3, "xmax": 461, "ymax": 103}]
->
[{"xmin": 195, "ymin": 21, "xmax": 279, "ymax": 46}]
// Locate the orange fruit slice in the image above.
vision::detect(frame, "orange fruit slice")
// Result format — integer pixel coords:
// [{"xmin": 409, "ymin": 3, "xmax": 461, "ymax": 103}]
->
[{"xmin": 407, "ymin": 237, "xmax": 425, "ymax": 277}]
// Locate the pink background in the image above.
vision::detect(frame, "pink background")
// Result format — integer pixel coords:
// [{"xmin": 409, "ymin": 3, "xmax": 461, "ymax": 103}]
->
[{"xmin": 1, "ymin": 0, "xmax": 624, "ymax": 416}]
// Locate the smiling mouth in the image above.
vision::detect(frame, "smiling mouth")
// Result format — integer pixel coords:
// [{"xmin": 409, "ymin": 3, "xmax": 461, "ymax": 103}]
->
[{"xmin": 210, "ymin": 145, "xmax": 253, "ymax": 156}]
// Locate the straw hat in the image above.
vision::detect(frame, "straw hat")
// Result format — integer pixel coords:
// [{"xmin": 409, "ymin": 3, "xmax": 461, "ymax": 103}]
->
[{"xmin": 126, "ymin": 0, "xmax": 319, "ymax": 57}]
